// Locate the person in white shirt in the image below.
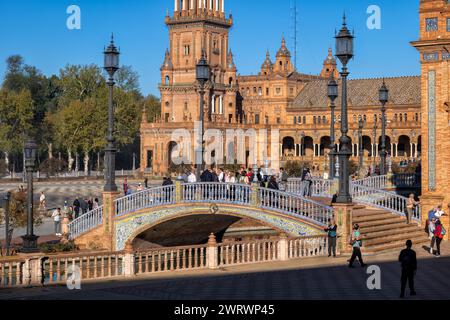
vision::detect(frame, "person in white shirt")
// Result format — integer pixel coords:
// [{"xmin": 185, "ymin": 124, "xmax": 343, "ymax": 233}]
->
[
  {"xmin": 218, "ymin": 168, "xmax": 225, "ymax": 183},
  {"xmin": 188, "ymin": 170, "xmax": 197, "ymax": 183},
  {"xmin": 434, "ymin": 205, "xmax": 446, "ymax": 218},
  {"xmin": 51, "ymin": 208, "xmax": 62, "ymax": 236},
  {"xmin": 137, "ymin": 183, "xmax": 144, "ymax": 192},
  {"xmin": 39, "ymin": 192, "xmax": 46, "ymax": 209}
]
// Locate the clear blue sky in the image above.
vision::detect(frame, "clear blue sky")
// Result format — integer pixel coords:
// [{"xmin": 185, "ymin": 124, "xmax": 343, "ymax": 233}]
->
[{"xmin": 0, "ymin": 0, "xmax": 420, "ymax": 96}]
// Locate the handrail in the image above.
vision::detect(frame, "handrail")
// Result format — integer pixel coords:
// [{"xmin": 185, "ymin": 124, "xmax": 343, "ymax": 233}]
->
[
  {"xmin": 67, "ymin": 206, "xmax": 103, "ymax": 239},
  {"xmin": 350, "ymin": 184, "xmax": 421, "ymax": 221},
  {"xmin": 258, "ymin": 187, "xmax": 333, "ymax": 227},
  {"xmin": 181, "ymin": 182, "xmax": 252, "ymax": 205},
  {"xmin": 115, "ymin": 185, "xmax": 176, "ymax": 217},
  {"xmin": 286, "ymin": 178, "xmax": 334, "ymax": 198},
  {"xmin": 352, "ymin": 175, "xmax": 388, "ymax": 190}
]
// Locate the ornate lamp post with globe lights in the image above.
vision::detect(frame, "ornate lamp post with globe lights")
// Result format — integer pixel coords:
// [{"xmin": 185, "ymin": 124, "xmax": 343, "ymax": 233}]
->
[
  {"xmin": 334, "ymin": 14, "xmax": 355, "ymax": 204},
  {"xmin": 21, "ymin": 137, "xmax": 39, "ymax": 253},
  {"xmin": 327, "ymin": 76, "xmax": 338, "ymax": 180},
  {"xmin": 103, "ymin": 35, "xmax": 120, "ymax": 192},
  {"xmin": 379, "ymin": 80, "xmax": 389, "ymax": 175}
]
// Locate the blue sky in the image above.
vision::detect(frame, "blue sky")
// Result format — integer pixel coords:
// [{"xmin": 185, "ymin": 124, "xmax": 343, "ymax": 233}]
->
[{"xmin": 0, "ymin": 0, "xmax": 420, "ymax": 96}]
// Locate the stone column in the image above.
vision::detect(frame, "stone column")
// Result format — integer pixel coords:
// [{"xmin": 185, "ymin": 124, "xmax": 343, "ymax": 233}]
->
[
  {"xmin": 123, "ymin": 243, "xmax": 135, "ymax": 277},
  {"xmin": 207, "ymin": 233, "xmax": 218, "ymax": 269},
  {"xmin": 21, "ymin": 254, "xmax": 44, "ymax": 287},
  {"xmin": 332, "ymin": 203, "xmax": 354, "ymax": 254},
  {"xmin": 175, "ymin": 180, "xmax": 183, "ymax": 203},
  {"xmin": 278, "ymin": 233, "xmax": 289, "ymax": 261},
  {"xmin": 102, "ymin": 191, "xmax": 121, "ymax": 251}
]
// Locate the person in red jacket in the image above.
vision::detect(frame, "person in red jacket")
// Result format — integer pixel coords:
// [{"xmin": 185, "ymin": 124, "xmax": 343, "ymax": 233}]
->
[{"xmin": 434, "ymin": 220, "xmax": 444, "ymax": 257}]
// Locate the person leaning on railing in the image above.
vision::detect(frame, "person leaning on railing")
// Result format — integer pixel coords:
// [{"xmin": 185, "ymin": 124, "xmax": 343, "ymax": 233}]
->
[{"xmin": 406, "ymin": 194, "xmax": 420, "ymax": 225}]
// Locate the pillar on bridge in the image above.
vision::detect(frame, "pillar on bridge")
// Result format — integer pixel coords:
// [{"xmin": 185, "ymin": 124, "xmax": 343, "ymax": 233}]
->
[
  {"xmin": 102, "ymin": 191, "xmax": 121, "ymax": 251},
  {"xmin": 332, "ymin": 203, "xmax": 354, "ymax": 254}
]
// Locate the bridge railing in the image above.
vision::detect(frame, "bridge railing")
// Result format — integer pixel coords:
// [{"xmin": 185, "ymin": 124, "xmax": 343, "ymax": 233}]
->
[
  {"xmin": 0, "ymin": 259, "xmax": 25, "ymax": 288},
  {"xmin": 288, "ymin": 236, "xmax": 329, "ymax": 259},
  {"xmin": 182, "ymin": 182, "xmax": 251, "ymax": 205},
  {"xmin": 115, "ymin": 185, "xmax": 176, "ymax": 217},
  {"xmin": 286, "ymin": 178, "xmax": 334, "ymax": 198},
  {"xmin": 67, "ymin": 206, "xmax": 104, "ymax": 239},
  {"xmin": 352, "ymin": 175, "xmax": 388, "ymax": 190},
  {"xmin": 350, "ymin": 184, "xmax": 421, "ymax": 221},
  {"xmin": 391, "ymin": 173, "xmax": 421, "ymax": 188},
  {"xmin": 258, "ymin": 188, "xmax": 333, "ymax": 227},
  {"xmin": 134, "ymin": 244, "xmax": 208, "ymax": 274}
]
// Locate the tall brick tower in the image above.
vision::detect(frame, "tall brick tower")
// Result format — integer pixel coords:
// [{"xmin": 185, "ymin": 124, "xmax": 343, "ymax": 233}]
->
[
  {"xmin": 412, "ymin": 0, "xmax": 450, "ymax": 237},
  {"xmin": 160, "ymin": 0, "xmax": 237, "ymax": 124}
]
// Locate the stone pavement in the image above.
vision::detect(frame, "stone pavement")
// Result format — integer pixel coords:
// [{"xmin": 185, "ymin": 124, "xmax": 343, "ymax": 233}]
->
[{"xmin": 2, "ymin": 242, "xmax": 449, "ymax": 300}]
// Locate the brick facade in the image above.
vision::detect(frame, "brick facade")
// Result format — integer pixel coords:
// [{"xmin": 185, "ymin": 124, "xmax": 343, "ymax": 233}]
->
[{"xmin": 141, "ymin": 0, "xmax": 423, "ymax": 176}]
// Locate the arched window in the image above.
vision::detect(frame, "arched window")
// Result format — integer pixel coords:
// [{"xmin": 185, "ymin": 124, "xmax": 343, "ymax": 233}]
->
[
  {"xmin": 404, "ymin": 113, "xmax": 407, "ymax": 122},
  {"xmin": 318, "ymin": 116, "xmax": 321, "ymax": 124},
  {"xmin": 353, "ymin": 115, "xmax": 357, "ymax": 122},
  {"xmin": 399, "ymin": 113, "xmax": 403, "ymax": 122},
  {"xmin": 165, "ymin": 101, "xmax": 170, "ymax": 108},
  {"xmin": 298, "ymin": 116, "xmax": 302, "ymax": 124},
  {"xmin": 323, "ymin": 116, "xmax": 326, "ymax": 124},
  {"xmin": 415, "ymin": 113, "xmax": 419, "ymax": 122},
  {"xmin": 394, "ymin": 114, "xmax": 398, "ymax": 122},
  {"xmin": 313, "ymin": 116, "xmax": 317, "ymax": 124},
  {"xmin": 165, "ymin": 75, "xmax": 170, "ymax": 85},
  {"xmin": 294, "ymin": 117, "xmax": 297, "ymax": 124},
  {"xmin": 374, "ymin": 114, "xmax": 378, "ymax": 122},
  {"xmin": 229, "ymin": 77, "xmax": 233, "ymax": 85},
  {"xmin": 303, "ymin": 116, "xmax": 306, "ymax": 124},
  {"xmin": 363, "ymin": 115, "xmax": 367, "ymax": 122}
]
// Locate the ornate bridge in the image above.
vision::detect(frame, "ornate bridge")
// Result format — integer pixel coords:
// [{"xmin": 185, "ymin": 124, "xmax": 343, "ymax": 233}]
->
[
  {"xmin": 68, "ymin": 182, "xmax": 335, "ymax": 251},
  {"xmin": 66, "ymin": 174, "xmax": 422, "ymax": 252}
]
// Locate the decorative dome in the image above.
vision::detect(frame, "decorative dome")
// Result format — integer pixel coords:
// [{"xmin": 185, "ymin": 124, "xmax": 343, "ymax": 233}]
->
[
  {"xmin": 324, "ymin": 48, "xmax": 336, "ymax": 65},
  {"xmin": 261, "ymin": 50, "xmax": 273, "ymax": 70},
  {"xmin": 276, "ymin": 37, "xmax": 291, "ymax": 57}
]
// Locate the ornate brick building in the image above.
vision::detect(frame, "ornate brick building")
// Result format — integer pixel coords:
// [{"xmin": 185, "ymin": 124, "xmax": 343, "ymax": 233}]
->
[
  {"xmin": 140, "ymin": 0, "xmax": 422, "ymax": 176},
  {"xmin": 411, "ymin": 0, "xmax": 450, "ymax": 229}
]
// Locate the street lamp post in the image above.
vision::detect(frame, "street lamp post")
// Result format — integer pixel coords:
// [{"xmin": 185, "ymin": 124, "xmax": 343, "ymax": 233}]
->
[
  {"xmin": 335, "ymin": 14, "xmax": 354, "ymax": 204},
  {"xmin": 103, "ymin": 35, "xmax": 120, "ymax": 192},
  {"xmin": 195, "ymin": 49, "xmax": 211, "ymax": 181},
  {"xmin": 327, "ymin": 76, "xmax": 338, "ymax": 180},
  {"xmin": 358, "ymin": 118, "xmax": 364, "ymax": 177},
  {"xmin": 379, "ymin": 80, "xmax": 389, "ymax": 175},
  {"xmin": 21, "ymin": 138, "xmax": 39, "ymax": 253},
  {"xmin": 372, "ymin": 119, "xmax": 377, "ymax": 174}
]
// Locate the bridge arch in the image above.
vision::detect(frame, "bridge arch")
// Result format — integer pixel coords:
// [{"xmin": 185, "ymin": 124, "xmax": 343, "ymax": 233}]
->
[{"xmin": 115, "ymin": 203, "xmax": 324, "ymax": 251}]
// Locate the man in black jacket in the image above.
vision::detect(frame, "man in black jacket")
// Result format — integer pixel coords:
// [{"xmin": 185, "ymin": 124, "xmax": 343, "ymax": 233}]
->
[{"xmin": 399, "ymin": 240, "xmax": 417, "ymax": 298}]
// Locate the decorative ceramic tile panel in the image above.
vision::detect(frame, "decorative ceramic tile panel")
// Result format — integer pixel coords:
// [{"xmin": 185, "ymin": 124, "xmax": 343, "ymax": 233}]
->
[{"xmin": 428, "ymin": 70, "xmax": 436, "ymax": 191}]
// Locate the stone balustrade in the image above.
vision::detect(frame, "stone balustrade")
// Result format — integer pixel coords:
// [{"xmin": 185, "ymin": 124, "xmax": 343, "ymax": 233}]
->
[{"xmin": 0, "ymin": 235, "xmax": 329, "ymax": 289}]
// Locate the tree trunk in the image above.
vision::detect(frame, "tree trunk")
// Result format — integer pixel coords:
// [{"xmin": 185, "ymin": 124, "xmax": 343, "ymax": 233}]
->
[
  {"xmin": 68, "ymin": 149, "xmax": 74, "ymax": 172},
  {"xmin": 75, "ymin": 152, "xmax": 79, "ymax": 172},
  {"xmin": 97, "ymin": 152, "xmax": 101, "ymax": 175},
  {"xmin": 48, "ymin": 143, "xmax": 53, "ymax": 160},
  {"xmin": 84, "ymin": 151, "xmax": 89, "ymax": 177},
  {"xmin": 4, "ymin": 151, "xmax": 9, "ymax": 170}
]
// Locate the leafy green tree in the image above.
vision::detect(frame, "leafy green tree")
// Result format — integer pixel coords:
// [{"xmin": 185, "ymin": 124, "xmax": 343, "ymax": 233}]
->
[{"xmin": 0, "ymin": 89, "xmax": 34, "ymax": 170}]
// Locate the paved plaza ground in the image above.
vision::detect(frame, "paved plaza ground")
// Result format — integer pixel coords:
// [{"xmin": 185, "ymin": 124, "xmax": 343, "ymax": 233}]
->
[{"xmin": 1, "ymin": 242, "xmax": 449, "ymax": 300}]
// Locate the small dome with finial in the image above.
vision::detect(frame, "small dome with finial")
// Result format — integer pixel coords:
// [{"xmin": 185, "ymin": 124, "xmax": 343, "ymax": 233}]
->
[{"xmin": 276, "ymin": 37, "xmax": 291, "ymax": 57}]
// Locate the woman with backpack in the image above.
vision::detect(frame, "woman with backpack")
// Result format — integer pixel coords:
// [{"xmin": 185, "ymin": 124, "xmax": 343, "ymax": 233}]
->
[{"xmin": 434, "ymin": 219, "xmax": 445, "ymax": 257}]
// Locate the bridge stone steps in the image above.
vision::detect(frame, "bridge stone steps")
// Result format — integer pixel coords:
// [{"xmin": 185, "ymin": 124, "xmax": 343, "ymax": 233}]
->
[
  {"xmin": 364, "ymin": 235, "xmax": 429, "ymax": 254},
  {"xmin": 362, "ymin": 224, "xmax": 422, "ymax": 239},
  {"xmin": 356, "ymin": 216, "xmax": 404, "ymax": 228},
  {"xmin": 353, "ymin": 212, "xmax": 397, "ymax": 223},
  {"xmin": 363, "ymin": 231, "xmax": 426, "ymax": 247},
  {"xmin": 359, "ymin": 221, "xmax": 415, "ymax": 234},
  {"xmin": 352, "ymin": 205, "xmax": 428, "ymax": 253}
]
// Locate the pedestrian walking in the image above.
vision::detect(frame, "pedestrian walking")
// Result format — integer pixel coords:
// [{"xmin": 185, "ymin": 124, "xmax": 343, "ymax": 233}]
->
[
  {"xmin": 429, "ymin": 217, "xmax": 436, "ymax": 254},
  {"xmin": 434, "ymin": 219, "xmax": 445, "ymax": 257},
  {"xmin": 93, "ymin": 198, "xmax": 99, "ymax": 209},
  {"xmin": 39, "ymin": 192, "xmax": 46, "ymax": 210},
  {"xmin": 51, "ymin": 208, "xmax": 62, "ymax": 236},
  {"xmin": 73, "ymin": 197, "xmax": 81, "ymax": 219},
  {"xmin": 324, "ymin": 219, "xmax": 338, "ymax": 257},
  {"xmin": 123, "ymin": 177, "xmax": 129, "ymax": 196},
  {"xmin": 399, "ymin": 240, "xmax": 417, "ymax": 298},
  {"xmin": 144, "ymin": 177, "xmax": 149, "ymax": 189},
  {"xmin": 348, "ymin": 224, "xmax": 366, "ymax": 268},
  {"xmin": 406, "ymin": 194, "xmax": 419, "ymax": 224}
]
